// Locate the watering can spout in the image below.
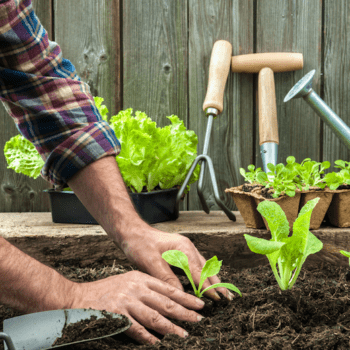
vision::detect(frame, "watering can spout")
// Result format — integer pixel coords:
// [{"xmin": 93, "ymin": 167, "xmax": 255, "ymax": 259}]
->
[{"xmin": 284, "ymin": 70, "xmax": 350, "ymax": 150}]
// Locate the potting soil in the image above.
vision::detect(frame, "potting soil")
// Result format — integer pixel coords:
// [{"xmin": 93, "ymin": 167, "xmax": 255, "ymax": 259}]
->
[{"xmin": 1, "ymin": 259, "xmax": 350, "ymax": 349}]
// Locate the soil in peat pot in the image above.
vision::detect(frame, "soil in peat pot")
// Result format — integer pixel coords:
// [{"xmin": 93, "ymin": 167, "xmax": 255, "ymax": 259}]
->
[{"xmin": 1, "ymin": 258, "xmax": 350, "ymax": 350}]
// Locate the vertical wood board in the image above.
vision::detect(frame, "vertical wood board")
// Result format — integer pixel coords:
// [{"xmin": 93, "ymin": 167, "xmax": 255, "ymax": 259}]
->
[
  {"xmin": 54, "ymin": 0, "xmax": 121, "ymax": 117},
  {"xmin": 323, "ymin": 0, "xmax": 350, "ymax": 170},
  {"xmin": 188, "ymin": 0, "xmax": 254, "ymax": 211}
]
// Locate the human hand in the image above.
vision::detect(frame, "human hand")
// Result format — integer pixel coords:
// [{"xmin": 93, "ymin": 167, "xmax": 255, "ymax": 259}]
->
[
  {"xmin": 70, "ymin": 270, "xmax": 204, "ymax": 344},
  {"xmin": 118, "ymin": 227, "xmax": 235, "ymax": 301}
]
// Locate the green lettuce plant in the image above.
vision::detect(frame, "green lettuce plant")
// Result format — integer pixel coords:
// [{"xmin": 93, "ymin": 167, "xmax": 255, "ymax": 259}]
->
[
  {"xmin": 244, "ymin": 198, "xmax": 323, "ymax": 290},
  {"xmin": 4, "ymin": 97, "xmax": 200, "ymax": 194},
  {"xmin": 162, "ymin": 250, "xmax": 241, "ymax": 298}
]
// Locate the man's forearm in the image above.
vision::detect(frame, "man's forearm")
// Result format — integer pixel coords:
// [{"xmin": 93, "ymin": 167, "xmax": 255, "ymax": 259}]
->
[
  {"xmin": 0, "ymin": 237, "xmax": 76, "ymax": 313},
  {"xmin": 67, "ymin": 156, "xmax": 148, "ymax": 246}
]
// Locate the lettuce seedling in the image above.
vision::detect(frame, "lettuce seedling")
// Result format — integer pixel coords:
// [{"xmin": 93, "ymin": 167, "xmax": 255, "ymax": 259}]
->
[
  {"xmin": 340, "ymin": 250, "xmax": 350, "ymax": 265},
  {"xmin": 244, "ymin": 197, "xmax": 323, "ymax": 290},
  {"xmin": 296, "ymin": 158, "xmax": 330, "ymax": 190},
  {"xmin": 162, "ymin": 250, "xmax": 242, "ymax": 298},
  {"xmin": 334, "ymin": 160, "xmax": 350, "ymax": 173},
  {"xmin": 324, "ymin": 170, "xmax": 350, "ymax": 190},
  {"xmin": 239, "ymin": 164, "xmax": 264, "ymax": 184},
  {"xmin": 257, "ymin": 163, "xmax": 300, "ymax": 198}
]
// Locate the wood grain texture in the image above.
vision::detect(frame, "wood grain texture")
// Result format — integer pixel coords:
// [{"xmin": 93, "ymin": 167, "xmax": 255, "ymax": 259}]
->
[
  {"xmin": 255, "ymin": 0, "xmax": 322, "ymax": 168},
  {"xmin": 122, "ymin": 0, "xmax": 188, "ymax": 210},
  {"xmin": 188, "ymin": 0, "xmax": 254, "ymax": 211},
  {"xmin": 54, "ymin": 0, "xmax": 121, "ymax": 117},
  {"xmin": 258, "ymin": 68, "xmax": 279, "ymax": 145},
  {"xmin": 0, "ymin": 0, "xmax": 53, "ymax": 213},
  {"xmin": 122, "ymin": 0, "xmax": 188, "ymax": 125},
  {"xmin": 323, "ymin": 0, "xmax": 350, "ymax": 171}
]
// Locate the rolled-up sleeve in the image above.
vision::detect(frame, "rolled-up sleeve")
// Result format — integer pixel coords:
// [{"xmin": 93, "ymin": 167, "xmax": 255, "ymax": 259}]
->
[{"xmin": 0, "ymin": 0, "xmax": 121, "ymax": 190}]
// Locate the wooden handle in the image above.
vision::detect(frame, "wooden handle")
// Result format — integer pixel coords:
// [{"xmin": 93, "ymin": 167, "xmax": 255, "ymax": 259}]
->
[
  {"xmin": 232, "ymin": 53, "xmax": 303, "ymax": 73},
  {"xmin": 202, "ymin": 40, "xmax": 232, "ymax": 113},
  {"xmin": 258, "ymin": 67, "xmax": 279, "ymax": 145}
]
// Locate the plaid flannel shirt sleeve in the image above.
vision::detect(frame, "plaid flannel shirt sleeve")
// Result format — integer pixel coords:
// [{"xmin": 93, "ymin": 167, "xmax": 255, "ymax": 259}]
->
[{"xmin": 0, "ymin": 0, "xmax": 121, "ymax": 190}]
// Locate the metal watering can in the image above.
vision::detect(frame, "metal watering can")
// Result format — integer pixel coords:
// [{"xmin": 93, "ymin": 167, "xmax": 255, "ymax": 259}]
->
[{"xmin": 284, "ymin": 69, "xmax": 350, "ymax": 149}]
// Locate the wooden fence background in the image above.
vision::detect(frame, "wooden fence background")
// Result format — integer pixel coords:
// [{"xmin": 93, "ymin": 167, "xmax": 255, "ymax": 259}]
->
[{"xmin": 1, "ymin": 0, "xmax": 350, "ymax": 213}]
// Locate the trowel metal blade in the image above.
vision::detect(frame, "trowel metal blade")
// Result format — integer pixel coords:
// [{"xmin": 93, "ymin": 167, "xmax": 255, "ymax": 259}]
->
[{"xmin": 3, "ymin": 309, "xmax": 131, "ymax": 350}]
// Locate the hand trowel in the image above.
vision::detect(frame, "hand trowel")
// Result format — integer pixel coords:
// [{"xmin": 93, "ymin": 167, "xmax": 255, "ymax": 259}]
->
[{"xmin": 0, "ymin": 308, "xmax": 131, "ymax": 350}]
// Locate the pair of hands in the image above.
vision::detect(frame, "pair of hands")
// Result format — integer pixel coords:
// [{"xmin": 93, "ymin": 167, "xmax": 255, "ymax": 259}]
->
[{"xmin": 71, "ymin": 227, "xmax": 233, "ymax": 345}]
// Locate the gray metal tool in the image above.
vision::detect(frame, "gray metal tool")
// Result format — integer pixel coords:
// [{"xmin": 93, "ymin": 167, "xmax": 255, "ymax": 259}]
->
[
  {"xmin": 176, "ymin": 40, "xmax": 236, "ymax": 222},
  {"xmin": 284, "ymin": 69, "xmax": 350, "ymax": 150},
  {"xmin": 0, "ymin": 309, "xmax": 131, "ymax": 350}
]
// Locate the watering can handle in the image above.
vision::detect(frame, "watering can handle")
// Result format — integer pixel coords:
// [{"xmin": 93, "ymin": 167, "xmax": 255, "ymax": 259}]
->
[
  {"xmin": 0, "ymin": 332, "xmax": 16, "ymax": 350},
  {"xmin": 202, "ymin": 40, "xmax": 232, "ymax": 114},
  {"xmin": 258, "ymin": 67, "xmax": 279, "ymax": 145}
]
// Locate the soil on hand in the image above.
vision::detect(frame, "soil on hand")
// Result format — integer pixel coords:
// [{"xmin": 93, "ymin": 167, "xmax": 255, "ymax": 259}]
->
[
  {"xmin": 1, "ymin": 259, "xmax": 350, "ymax": 349},
  {"xmin": 52, "ymin": 311, "xmax": 129, "ymax": 346}
]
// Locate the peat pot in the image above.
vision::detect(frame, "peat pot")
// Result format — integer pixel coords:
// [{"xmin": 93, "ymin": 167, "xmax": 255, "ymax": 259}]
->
[
  {"xmin": 299, "ymin": 188, "xmax": 334, "ymax": 230},
  {"xmin": 43, "ymin": 188, "xmax": 179, "ymax": 225},
  {"xmin": 326, "ymin": 188, "xmax": 350, "ymax": 228}
]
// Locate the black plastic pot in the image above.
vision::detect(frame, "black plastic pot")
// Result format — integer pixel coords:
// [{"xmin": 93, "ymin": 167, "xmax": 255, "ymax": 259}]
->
[{"xmin": 43, "ymin": 188, "xmax": 179, "ymax": 225}]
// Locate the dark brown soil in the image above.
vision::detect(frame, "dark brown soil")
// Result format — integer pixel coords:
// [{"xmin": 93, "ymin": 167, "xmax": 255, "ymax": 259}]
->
[
  {"xmin": 1, "ymin": 259, "xmax": 350, "ymax": 349},
  {"xmin": 52, "ymin": 311, "xmax": 129, "ymax": 346},
  {"xmin": 336, "ymin": 184, "xmax": 350, "ymax": 190},
  {"xmin": 241, "ymin": 183, "xmax": 275, "ymax": 199},
  {"xmin": 241, "ymin": 183, "xmax": 262, "ymax": 193}
]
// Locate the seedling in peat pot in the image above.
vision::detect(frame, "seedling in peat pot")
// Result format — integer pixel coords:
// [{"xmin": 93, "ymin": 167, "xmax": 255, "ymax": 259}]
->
[
  {"xmin": 162, "ymin": 250, "xmax": 242, "ymax": 298},
  {"xmin": 239, "ymin": 164, "xmax": 264, "ymax": 184},
  {"xmin": 244, "ymin": 198, "xmax": 323, "ymax": 290},
  {"xmin": 296, "ymin": 158, "xmax": 330, "ymax": 190},
  {"xmin": 257, "ymin": 162, "xmax": 300, "ymax": 198}
]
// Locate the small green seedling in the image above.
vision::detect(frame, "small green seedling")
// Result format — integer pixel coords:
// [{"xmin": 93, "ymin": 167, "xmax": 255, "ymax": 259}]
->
[
  {"xmin": 162, "ymin": 250, "xmax": 242, "ymax": 298},
  {"xmin": 244, "ymin": 198, "xmax": 323, "ymax": 290},
  {"xmin": 296, "ymin": 158, "xmax": 330, "ymax": 190},
  {"xmin": 340, "ymin": 250, "xmax": 350, "ymax": 265},
  {"xmin": 257, "ymin": 163, "xmax": 300, "ymax": 198},
  {"xmin": 239, "ymin": 164, "xmax": 264, "ymax": 184}
]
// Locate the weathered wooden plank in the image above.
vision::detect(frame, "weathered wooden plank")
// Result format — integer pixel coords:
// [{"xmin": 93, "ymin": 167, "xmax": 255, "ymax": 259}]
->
[
  {"xmin": 255, "ymin": 0, "xmax": 322, "ymax": 168},
  {"xmin": 188, "ymin": 0, "xmax": 254, "ymax": 211},
  {"xmin": 122, "ymin": 0, "xmax": 188, "ymax": 126},
  {"xmin": 0, "ymin": 0, "xmax": 53, "ymax": 213},
  {"xmin": 323, "ymin": 0, "xmax": 350, "ymax": 170},
  {"xmin": 122, "ymin": 0, "xmax": 188, "ymax": 210},
  {"xmin": 54, "ymin": 0, "xmax": 121, "ymax": 117}
]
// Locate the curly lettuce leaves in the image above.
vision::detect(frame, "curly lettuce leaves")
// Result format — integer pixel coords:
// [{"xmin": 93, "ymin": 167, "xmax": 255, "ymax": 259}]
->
[
  {"xmin": 4, "ymin": 135, "xmax": 44, "ymax": 179},
  {"xmin": 109, "ymin": 108, "xmax": 200, "ymax": 193}
]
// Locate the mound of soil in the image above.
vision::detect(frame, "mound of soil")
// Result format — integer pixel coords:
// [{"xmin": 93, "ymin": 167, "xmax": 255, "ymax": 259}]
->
[{"xmin": 1, "ymin": 259, "xmax": 350, "ymax": 349}]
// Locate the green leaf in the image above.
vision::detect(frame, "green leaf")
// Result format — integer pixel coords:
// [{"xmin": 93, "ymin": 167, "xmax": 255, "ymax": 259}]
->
[
  {"xmin": 340, "ymin": 250, "xmax": 350, "ymax": 258},
  {"xmin": 244, "ymin": 234, "xmax": 285, "ymax": 255},
  {"xmin": 200, "ymin": 283, "xmax": 242, "ymax": 297},
  {"xmin": 256, "ymin": 200, "xmax": 290, "ymax": 241},
  {"xmin": 248, "ymin": 164, "xmax": 255, "ymax": 172},
  {"xmin": 94, "ymin": 96, "xmax": 109, "ymax": 122},
  {"xmin": 4, "ymin": 135, "xmax": 44, "ymax": 179},
  {"xmin": 162, "ymin": 250, "xmax": 197, "ymax": 294},
  {"xmin": 198, "ymin": 256, "xmax": 222, "ymax": 293}
]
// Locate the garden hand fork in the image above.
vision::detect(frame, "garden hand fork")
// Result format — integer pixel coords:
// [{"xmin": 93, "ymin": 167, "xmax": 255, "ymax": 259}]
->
[{"xmin": 175, "ymin": 40, "xmax": 236, "ymax": 221}]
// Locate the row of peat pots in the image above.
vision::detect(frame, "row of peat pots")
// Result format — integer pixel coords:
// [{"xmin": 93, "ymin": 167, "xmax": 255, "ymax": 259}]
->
[{"xmin": 226, "ymin": 184, "xmax": 350, "ymax": 230}]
